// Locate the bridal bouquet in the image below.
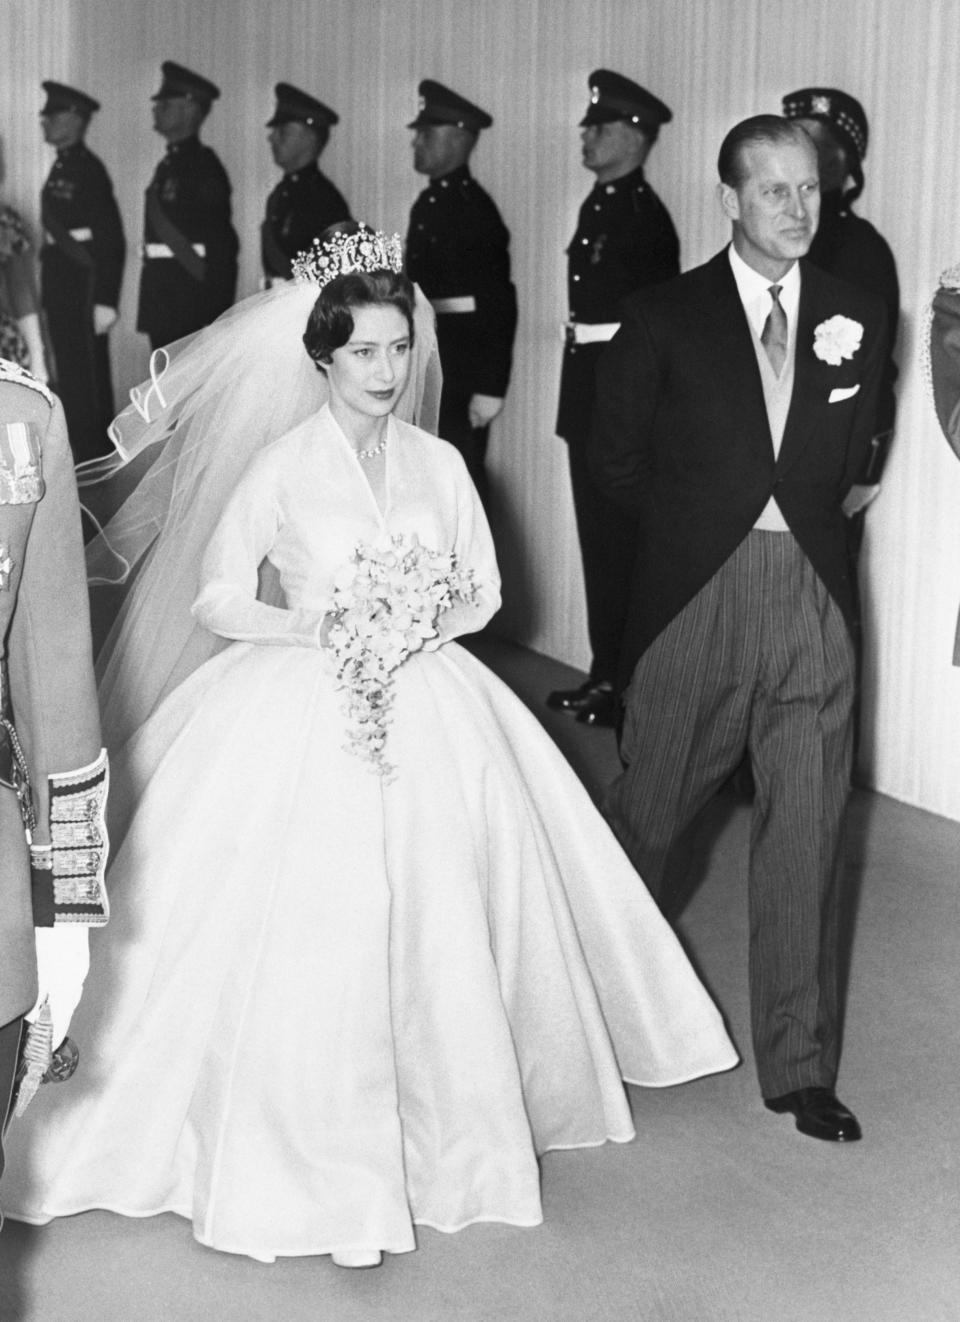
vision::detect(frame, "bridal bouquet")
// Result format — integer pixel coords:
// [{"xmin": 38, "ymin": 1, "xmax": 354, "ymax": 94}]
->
[{"xmin": 326, "ymin": 534, "xmax": 479, "ymax": 776}]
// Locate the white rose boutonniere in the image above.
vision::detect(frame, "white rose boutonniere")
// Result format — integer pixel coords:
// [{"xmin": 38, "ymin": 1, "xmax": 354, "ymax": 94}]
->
[{"xmin": 813, "ymin": 315, "xmax": 864, "ymax": 366}]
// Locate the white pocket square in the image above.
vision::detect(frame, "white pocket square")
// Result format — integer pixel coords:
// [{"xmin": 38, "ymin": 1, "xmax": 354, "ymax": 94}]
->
[{"xmin": 829, "ymin": 384, "xmax": 860, "ymax": 403}]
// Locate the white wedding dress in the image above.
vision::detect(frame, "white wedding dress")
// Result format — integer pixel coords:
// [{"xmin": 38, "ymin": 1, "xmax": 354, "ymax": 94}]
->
[{"xmin": 4, "ymin": 404, "xmax": 737, "ymax": 1262}]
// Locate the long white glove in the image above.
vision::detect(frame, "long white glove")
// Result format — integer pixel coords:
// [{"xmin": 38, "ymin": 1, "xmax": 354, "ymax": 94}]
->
[
  {"xmin": 26, "ymin": 926, "xmax": 91, "ymax": 1046},
  {"xmin": 468, "ymin": 393, "xmax": 504, "ymax": 429},
  {"xmin": 15, "ymin": 312, "xmax": 49, "ymax": 382},
  {"xmin": 93, "ymin": 304, "xmax": 118, "ymax": 335}
]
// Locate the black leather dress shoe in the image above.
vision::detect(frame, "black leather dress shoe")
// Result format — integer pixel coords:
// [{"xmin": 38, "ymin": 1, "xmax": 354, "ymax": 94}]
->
[
  {"xmin": 546, "ymin": 680, "xmax": 612, "ymax": 714},
  {"xmin": 764, "ymin": 1086, "xmax": 862, "ymax": 1142}
]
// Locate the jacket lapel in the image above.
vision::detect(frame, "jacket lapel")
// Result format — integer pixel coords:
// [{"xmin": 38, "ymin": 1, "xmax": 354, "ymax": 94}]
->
[
  {"xmin": 700, "ymin": 250, "xmax": 777, "ymax": 459},
  {"xmin": 776, "ymin": 262, "xmax": 833, "ymax": 474}
]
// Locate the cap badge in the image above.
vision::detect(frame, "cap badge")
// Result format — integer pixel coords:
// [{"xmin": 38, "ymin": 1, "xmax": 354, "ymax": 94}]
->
[{"xmin": 811, "ymin": 94, "xmax": 832, "ymax": 115}]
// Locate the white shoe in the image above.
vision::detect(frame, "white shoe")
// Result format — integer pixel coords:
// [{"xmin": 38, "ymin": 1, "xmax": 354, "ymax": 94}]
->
[{"xmin": 331, "ymin": 1249, "xmax": 383, "ymax": 1269}]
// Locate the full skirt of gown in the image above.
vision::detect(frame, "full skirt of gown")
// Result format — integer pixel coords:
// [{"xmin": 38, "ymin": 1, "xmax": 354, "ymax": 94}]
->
[{"xmin": 3, "ymin": 636, "xmax": 737, "ymax": 1262}]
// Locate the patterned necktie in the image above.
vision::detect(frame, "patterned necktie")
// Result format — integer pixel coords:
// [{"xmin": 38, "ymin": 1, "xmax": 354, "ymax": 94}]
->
[{"xmin": 760, "ymin": 283, "xmax": 788, "ymax": 376}]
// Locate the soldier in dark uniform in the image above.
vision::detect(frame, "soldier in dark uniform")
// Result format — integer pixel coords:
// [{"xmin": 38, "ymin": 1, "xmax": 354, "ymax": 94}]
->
[
  {"xmin": 262, "ymin": 83, "xmax": 351, "ymax": 286},
  {"xmin": 0, "ymin": 359, "xmax": 107, "ymax": 1193},
  {"xmin": 39, "ymin": 82, "xmax": 125, "ymax": 463},
  {"xmin": 547, "ymin": 71, "xmax": 679, "ymax": 726},
  {"xmin": 782, "ymin": 87, "xmax": 899, "ymax": 506},
  {"xmin": 782, "ymin": 88, "xmax": 901, "ymax": 772},
  {"xmin": 405, "ymin": 80, "xmax": 517, "ymax": 505},
  {"xmin": 137, "ymin": 62, "xmax": 238, "ymax": 350}
]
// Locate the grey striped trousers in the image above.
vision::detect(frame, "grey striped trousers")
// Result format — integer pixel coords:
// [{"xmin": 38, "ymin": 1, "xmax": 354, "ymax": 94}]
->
[{"xmin": 604, "ymin": 531, "xmax": 855, "ymax": 1097}]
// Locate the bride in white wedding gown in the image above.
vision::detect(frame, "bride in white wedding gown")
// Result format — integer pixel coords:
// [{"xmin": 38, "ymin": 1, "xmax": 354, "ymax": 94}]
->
[{"xmin": 3, "ymin": 228, "xmax": 736, "ymax": 1267}]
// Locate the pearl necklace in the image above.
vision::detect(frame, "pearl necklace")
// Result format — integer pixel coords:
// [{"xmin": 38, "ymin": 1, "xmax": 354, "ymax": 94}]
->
[{"xmin": 355, "ymin": 434, "xmax": 388, "ymax": 462}]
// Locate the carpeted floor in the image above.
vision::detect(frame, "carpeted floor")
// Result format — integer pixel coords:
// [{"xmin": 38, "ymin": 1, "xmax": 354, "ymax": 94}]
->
[{"xmin": 1, "ymin": 635, "xmax": 957, "ymax": 1322}]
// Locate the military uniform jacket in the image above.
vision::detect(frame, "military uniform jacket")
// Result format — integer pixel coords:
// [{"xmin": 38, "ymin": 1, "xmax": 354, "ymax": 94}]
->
[
  {"xmin": 137, "ymin": 136, "xmax": 239, "ymax": 346},
  {"xmin": 0, "ymin": 363, "xmax": 103, "ymax": 1029},
  {"xmin": 262, "ymin": 166, "xmax": 351, "ymax": 279},
  {"xmin": 406, "ymin": 165, "xmax": 517, "ymax": 402},
  {"xmin": 592, "ymin": 252, "xmax": 888, "ymax": 688},
  {"xmin": 556, "ymin": 164, "xmax": 679, "ymax": 441},
  {"xmin": 40, "ymin": 142, "xmax": 126, "ymax": 312}
]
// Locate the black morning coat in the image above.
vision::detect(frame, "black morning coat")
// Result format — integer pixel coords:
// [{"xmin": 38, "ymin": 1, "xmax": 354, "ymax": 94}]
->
[
  {"xmin": 591, "ymin": 249, "xmax": 888, "ymax": 690},
  {"xmin": 806, "ymin": 194, "xmax": 900, "ymax": 479}
]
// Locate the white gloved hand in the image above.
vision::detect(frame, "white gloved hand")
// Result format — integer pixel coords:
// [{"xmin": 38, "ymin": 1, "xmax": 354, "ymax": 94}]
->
[
  {"xmin": 93, "ymin": 304, "xmax": 118, "ymax": 335},
  {"xmin": 15, "ymin": 312, "xmax": 49, "ymax": 382},
  {"xmin": 468, "ymin": 393, "xmax": 504, "ymax": 430},
  {"xmin": 27, "ymin": 926, "xmax": 91, "ymax": 1046},
  {"xmin": 842, "ymin": 484, "xmax": 881, "ymax": 517}
]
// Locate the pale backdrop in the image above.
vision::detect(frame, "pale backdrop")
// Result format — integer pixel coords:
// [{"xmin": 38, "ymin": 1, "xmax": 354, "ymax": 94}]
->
[{"xmin": 1, "ymin": 0, "xmax": 957, "ymax": 820}]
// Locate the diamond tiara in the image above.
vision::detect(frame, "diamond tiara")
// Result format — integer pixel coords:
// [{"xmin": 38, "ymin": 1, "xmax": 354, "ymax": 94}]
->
[{"xmin": 292, "ymin": 227, "xmax": 404, "ymax": 289}]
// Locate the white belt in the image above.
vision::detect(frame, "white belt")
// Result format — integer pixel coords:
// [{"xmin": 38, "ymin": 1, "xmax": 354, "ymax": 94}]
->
[
  {"xmin": 143, "ymin": 242, "xmax": 206, "ymax": 259},
  {"xmin": 563, "ymin": 321, "xmax": 621, "ymax": 345},
  {"xmin": 44, "ymin": 227, "xmax": 93, "ymax": 244},
  {"xmin": 431, "ymin": 295, "xmax": 476, "ymax": 314}
]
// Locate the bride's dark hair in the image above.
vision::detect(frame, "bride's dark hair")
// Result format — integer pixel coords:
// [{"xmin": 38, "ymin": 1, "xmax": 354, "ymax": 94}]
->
[
  {"xmin": 301, "ymin": 222, "xmax": 415, "ymax": 371},
  {"xmin": 303, "ymin": 269, "xmax": 416, "ymax": 371}
]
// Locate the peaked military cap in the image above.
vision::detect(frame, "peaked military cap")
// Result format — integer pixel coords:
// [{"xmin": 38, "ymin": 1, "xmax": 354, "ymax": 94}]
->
[
  {"xmin": 266, "ymin": 83, "xmax": 339, "ymax": 130},
  {"xmin": 151, "ymin": 61, "xmax": 221, "ymax": 106},
  {"xmin": 580, "ymin": 70, "xmax": 672, "ymax": 129},
  {"xmin": 782, "ymin": 87, "xmax": 868, "ymax": 163},
  {"xmin": 40, "ymin": 81, "xmax": 100, "ymax": 118},
  {"xmin": 407, "ymin": 80, "xmax": 493, "ymax": 132}
]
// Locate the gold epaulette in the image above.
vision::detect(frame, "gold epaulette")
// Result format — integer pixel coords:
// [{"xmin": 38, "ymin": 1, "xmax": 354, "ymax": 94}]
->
[{"xmin": 0, "ymin": 357, "xmax": 55, "ymax": 407}]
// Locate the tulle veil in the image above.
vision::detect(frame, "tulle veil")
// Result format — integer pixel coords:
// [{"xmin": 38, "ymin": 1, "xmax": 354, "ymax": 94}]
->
[{"xmin": 85, "ymin": 276, "xmax": 442, "ymax": 751}]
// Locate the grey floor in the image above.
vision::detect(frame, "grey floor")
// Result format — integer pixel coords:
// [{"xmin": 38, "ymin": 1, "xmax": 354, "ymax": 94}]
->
[{"xmin": 1, "ymin": 636, "xmax": 957, "ymax": 1322}]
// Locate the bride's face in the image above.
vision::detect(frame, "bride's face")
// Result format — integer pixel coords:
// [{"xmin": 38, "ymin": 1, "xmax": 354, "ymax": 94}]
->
[{"xmin": 327, "ymin": 304, "xmax": 412, "ymax": 420}]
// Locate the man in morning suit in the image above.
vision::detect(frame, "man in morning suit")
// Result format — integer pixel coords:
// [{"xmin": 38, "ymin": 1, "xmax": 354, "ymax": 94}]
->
[
  {"xmin": 39, "ymin": 82, "xmax": 126, "ymax": 463},
  {"xmin": 593, "ymin": 117, "xmax": 888, "ymax": 1141},
  {"xmin": 406, "ymin": 80, "xmax": 518, "ymax": 506},
  {"xmin": 137, "ymin": 62, "xmax": 238, "ymax": 350},
  {"xmin": 262, "ymin": 83, "xmax": 351, "ymax": 286},
  {"xmin": 0, "ymin": 359, "xmax": 108, "ymax": 1194},
  {"xmin": 547, "ymin": 70, "xmax": 679, "ymax": 727}
]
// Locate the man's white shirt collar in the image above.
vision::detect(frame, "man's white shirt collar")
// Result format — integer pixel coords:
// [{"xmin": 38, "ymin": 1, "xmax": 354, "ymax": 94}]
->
[{"xmin": 728, "ymin": 245, "xmax": 801, "ymax": 339}]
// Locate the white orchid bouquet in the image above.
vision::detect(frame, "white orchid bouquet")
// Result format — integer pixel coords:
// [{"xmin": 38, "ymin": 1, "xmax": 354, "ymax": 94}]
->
[{"xmin": 326, "ymin": 533, "xmax": 478, "ymax": 776}]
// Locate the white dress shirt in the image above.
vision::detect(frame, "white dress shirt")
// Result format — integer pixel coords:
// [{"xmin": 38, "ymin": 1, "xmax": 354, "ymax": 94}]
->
[{"xmin": 728, "ymin": 246, "xmax": 801, "ymax": 531}]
